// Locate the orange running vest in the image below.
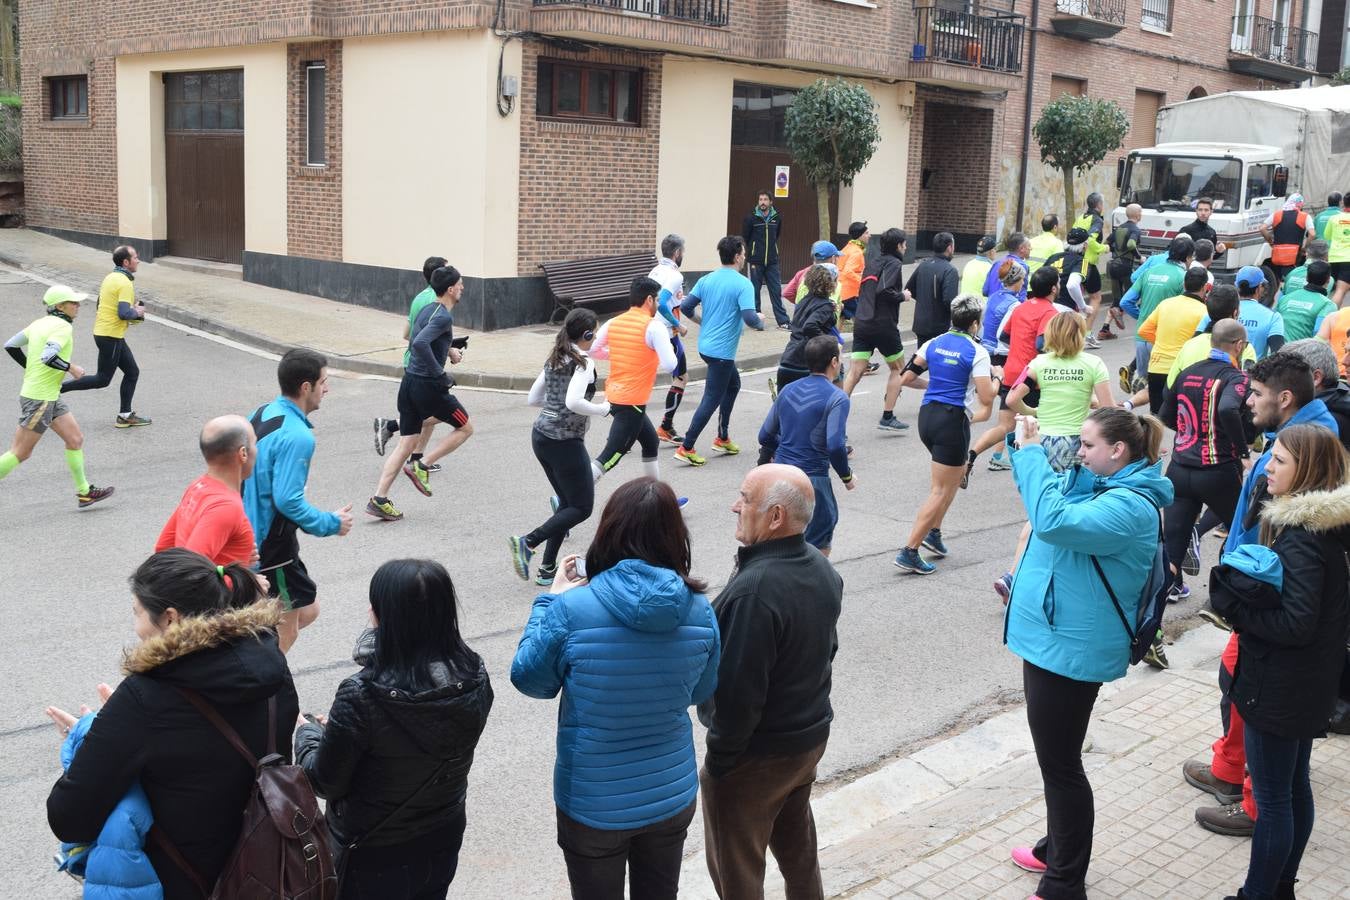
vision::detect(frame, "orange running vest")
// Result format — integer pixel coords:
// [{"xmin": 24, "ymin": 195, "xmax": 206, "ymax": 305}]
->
[{"xmin": 604, "ymin": 308, "xmax": 660, "ymax": 405}]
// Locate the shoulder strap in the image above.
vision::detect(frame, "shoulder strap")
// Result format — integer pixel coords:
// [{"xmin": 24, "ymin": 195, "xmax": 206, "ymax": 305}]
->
[
  {"xmin": 173, "ymin": 686, "xmax": 270, "ymax": 768},
  {"xmin": 1086, "ymin": 486, "xmax": 1165, "ymax": 643},
  {"xmin": 149, "ymin": 826, "xmax": 212, "ymax": 898}
]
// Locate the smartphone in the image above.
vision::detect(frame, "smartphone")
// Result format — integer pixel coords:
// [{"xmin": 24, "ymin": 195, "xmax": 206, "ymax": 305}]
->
[
  {"xmin": 1014, "ymin": 416, "xmax": 1028, "ymax": 447},
  {"xmin": 574, "ymin": 557, "xmax": 588, "ymax": 579},
  {"xmin": 450, "ymin": 336, "xmax": 470, "ymax": 350}
]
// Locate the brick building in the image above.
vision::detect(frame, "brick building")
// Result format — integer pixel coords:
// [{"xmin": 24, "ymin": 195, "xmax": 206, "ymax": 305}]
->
[{"xmin": 19, "ymin": 0, "xmax": 1334, "ymax": 328}]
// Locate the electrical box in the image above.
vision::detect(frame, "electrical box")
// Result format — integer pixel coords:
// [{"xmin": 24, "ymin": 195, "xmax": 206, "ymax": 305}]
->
[{"xmin": 501, "ymin": 76, "xmax": 519, "ymax": 98}]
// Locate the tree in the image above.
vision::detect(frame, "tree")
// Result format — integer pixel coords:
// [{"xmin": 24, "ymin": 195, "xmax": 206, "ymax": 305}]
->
[
  {"xmin": 1032, "ymin": 95, "xmax": 1129, "ymax": 229},
  {"xmin": 1331, "ymin": 67, "xmax": 1350, "ymax": 86},
  {"xmin": 784, "ymin": 77, "xmax": 880, "ymax": 239}
]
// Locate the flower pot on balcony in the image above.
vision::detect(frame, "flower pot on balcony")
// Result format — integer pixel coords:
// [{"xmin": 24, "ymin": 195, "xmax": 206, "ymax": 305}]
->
[{"xmin": 966, "ymin": 41, "xmax": 982, "ymax": 66}]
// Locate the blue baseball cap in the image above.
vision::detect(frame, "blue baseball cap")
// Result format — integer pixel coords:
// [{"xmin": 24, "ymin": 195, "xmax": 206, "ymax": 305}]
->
[
  {"xmin": 811, "ymin": 240, "xmax": 841, "ymax": 260},
  {"xmin": 1235, "ymin": 266, "xmax": 1266, "ymax": 289}
]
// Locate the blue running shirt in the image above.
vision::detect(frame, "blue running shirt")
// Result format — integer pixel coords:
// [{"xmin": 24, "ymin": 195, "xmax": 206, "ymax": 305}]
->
[{"xmin": 919, "ymin": 331, "xmax": 991, "ymax": 418}]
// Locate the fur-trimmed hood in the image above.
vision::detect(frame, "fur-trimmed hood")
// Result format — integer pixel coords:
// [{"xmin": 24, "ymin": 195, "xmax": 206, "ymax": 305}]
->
[
  {"xmin": 1261, "ymin": 482, "xmax": 1350, "ymax": 535},
  {"xmin": 122, "ymin": 601, "xmax": 289, "ymax": 705}
]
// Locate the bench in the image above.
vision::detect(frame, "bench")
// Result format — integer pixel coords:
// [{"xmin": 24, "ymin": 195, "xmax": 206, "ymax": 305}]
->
[{"xmin": 540, "ymin": 252, "xmax": 658, "ymax": 323}]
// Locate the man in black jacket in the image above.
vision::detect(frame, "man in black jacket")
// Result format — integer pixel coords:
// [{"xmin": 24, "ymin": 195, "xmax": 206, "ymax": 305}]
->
[
  {"xmin": 907, "ymin": 231, "xmax": 961, "ymax": 347},
  {"xmin": 743, "ymin": 191, "xmax": 788, "ymax": 327},
  {"xmin": 841, "ymin": 227, "xmax": 911, "ymax": 431},
  {"xmin": 699, "ymin": 463, "xmax": 842, "ymax": 900}
]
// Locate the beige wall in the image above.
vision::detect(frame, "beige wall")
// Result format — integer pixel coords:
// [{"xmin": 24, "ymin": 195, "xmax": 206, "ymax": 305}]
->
[
  {"xmin": 343, "ymin": 31, "xmax": 521, "ymax": 278},
  {"xmin": 656, "ymin": 59, "xmax": 912, "ymax": 271},
  {"xmin": 115, "ymin": 45, "xmax": 288, "ymax": 254}
]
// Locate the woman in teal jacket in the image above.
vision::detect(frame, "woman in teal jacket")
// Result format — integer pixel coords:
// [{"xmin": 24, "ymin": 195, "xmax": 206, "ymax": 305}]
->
[{"xmin": 1002, "ymin": 407, "xmax": 1173, "ymax": 900}]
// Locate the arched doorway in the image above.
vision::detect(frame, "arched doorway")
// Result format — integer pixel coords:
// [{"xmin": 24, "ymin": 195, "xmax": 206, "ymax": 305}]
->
[{"xmin": 1188, "ymin": 86, "xmax": 1208, "ymax": 100}]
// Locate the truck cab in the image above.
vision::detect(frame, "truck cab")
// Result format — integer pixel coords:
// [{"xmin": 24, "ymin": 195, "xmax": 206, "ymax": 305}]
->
[{"xmin": 1114, "ymin": 142, "xmax": 1286, "ymax": 277}]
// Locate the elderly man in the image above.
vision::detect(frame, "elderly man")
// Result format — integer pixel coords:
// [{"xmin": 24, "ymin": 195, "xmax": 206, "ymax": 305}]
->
[
  {"xmin": 1283, "ymin": 338, "xmax": 1350, "ymax": 451},
  {"xmin": 698, "ymin": 463, "xmax": 843, "ymax": 900},
  {"xmin": 156, "ymin": 414, "xmax": 259, "ymax": 566}
]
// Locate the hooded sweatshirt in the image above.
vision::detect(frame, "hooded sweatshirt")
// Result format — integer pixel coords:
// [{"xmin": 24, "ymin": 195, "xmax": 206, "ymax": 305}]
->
[{"xmin": 511, "ymin": 559, "xmax": 720, "ymax": 830}]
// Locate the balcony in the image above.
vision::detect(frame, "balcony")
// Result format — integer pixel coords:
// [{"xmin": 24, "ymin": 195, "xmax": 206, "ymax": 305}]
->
[
  {"xmin": 1049, "ymin": 0, "xmax": 1126, "ymax": 40},
  {"xmin": 907, "ymin": 5, "xmax": 1026, "ymax": 90},
  {"xmin": 1229, "ymin": 15, "xmax": 1317, "ymax": 81},
  {"xmin": 531, "ymin": 0, "xmax": 729, "ymax": 26}
]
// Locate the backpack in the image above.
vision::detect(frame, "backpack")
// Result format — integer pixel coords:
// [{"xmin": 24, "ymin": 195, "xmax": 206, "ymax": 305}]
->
[
  {"xmin": 1088, "ymin": 488, "xmax": 1171, "ymax": 666},
  {"xmin": 152, "ymin": 689, "xmax": 338, "ymax": 900}
]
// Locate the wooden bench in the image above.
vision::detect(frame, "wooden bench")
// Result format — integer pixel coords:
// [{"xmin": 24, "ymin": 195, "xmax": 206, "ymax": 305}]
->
[{"xmin": 540, "ymin": 252, "xmax": 658, "ymax": 323}]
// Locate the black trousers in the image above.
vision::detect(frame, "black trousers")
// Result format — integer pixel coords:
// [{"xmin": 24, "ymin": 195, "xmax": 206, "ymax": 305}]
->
[
  {"xmin": 1146, "ymin": 372, "xmax": 1168, "ymax": 415},
  {"xmin": 339, "ymin": 807, "xmax": 466, "ymax": 900},
  {"xmin": 525, "ymin": 431, "xmax": 594, "ymax": 570},
  {"xmin": 1024, "ymin": 660, "xmax": 1102, "ymax": 900},
  {"xmin": 556, "ymin": 801, "xmax": 696, "ymax": 900},
  {"xmin": 1163, "ymin": 460, "xmax": 1242, "ymax": 587},
  {"xmin": 61, "ymin": 334, "xmax": 139, "ymax": 411},
  {"xmin": 596, "ymin": 404, "xmax": 659, "ymax": 472}
]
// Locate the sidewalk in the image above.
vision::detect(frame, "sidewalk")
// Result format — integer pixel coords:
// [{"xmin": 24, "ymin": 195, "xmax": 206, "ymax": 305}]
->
[
  {"xmin": 0, "ymin": 228, "xmax": 882, "ymax": 389},
  {"xmin": 678, "ymin": 625, "xmax": 1350, "ymax": 900}
]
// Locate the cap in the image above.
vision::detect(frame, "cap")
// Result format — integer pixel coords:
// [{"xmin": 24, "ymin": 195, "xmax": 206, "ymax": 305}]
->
[
  {"xmin": 1066, "ymin": 227, "xmax": 1090, "ymax": 245},
  {"xmin": 1289, "ymin": 193, "xmax": 1305, "ymax": 207},
  {"xmin": 43, "ymin": 285, "xmax": 87, "ymax": 306},
  {"xmin": 1235, "ymin": 265, "xmax": 1266, "ymax": 289},
  {"xmin": 848, "ymin": 221, "xmax": 869, "ymax": 240},
  {"xmin": 976, "ymin": 234, "xmax": 997, "ymax": 253},
  {"xmin": 815, "ymin": 262, "xmax": 839, "ymax": 278},
  {"xmin": 811, "ymin": 240, "xmax": 841, "ymax": 260}
]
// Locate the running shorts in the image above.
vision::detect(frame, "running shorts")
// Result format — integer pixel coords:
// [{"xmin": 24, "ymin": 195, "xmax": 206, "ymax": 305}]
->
[
  {"xmin": 265, "ymin": 557, "xmax": 318, "ymax": 611},
  {"xmin": 398, "ymin": 374, "xmax": 469, "ymax": 436},
  {"xmin": 1331, "ymin": 262, "xmax": 1350, "ymax": 284},
  {"xmin": 1041, "ymin": 434, "xmax": 1082, "ymax": 473},
  {"xmin": 998, "ymin": 381, "xmax": 1041, "ymax": 411},
  {"xmin": 18, "ymin": 396, "xmax": 70, "ymax": 434},
  {"xmin": 850, "ymin": 323, "xmax": 904, "ymax": 362},
  {"xmin": 918, "ymin": 401, "xmax": 971, "ymax": 467},
  {"xmin": 1083, "ymin": 266, "xmax": 1102, "ymax": 295},
  {"xmin": 803, "ymin": 473, "xmax": 838, "ymax": 551}
]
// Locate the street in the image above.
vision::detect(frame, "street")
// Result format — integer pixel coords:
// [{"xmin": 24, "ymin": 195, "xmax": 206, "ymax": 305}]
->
[{"xmin": 0, "ymin": 270, "xmax": 1185, "ymax": 899}]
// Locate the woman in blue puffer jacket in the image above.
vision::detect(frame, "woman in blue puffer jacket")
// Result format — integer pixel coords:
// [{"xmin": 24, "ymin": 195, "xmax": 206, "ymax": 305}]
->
[
  {"xmin": 1002, "ymin": 407, "xmax": 1174, "ymax": 900},
  {"xmin": 512, "ymin": 476, "xmax": 719, "ymax": 900}
]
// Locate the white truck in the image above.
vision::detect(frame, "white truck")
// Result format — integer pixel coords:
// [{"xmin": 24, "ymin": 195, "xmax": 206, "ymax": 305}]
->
[{"xmin": 1113, "ymin": 86, "xmax": 1350, "ymax": 277}]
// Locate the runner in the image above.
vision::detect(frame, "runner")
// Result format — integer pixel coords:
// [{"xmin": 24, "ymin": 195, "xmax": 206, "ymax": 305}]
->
[
  {"xmin": 960, "ymin": 235, "xmax": 997, "ymax": 297},
  {"xmin": 592, "ymin": 276, "xmax": 680, "ymax": 479},
  {"xmin": 675, "ymin": 236, "xmax": 764, "ymax": 466},
  {"xmin": 649, "ymin": 234, "xmax": 692, "ymax": 444},
  {"xmin": 838, "ymin": 222, "xmax": 869, "ymax": 320},
  {"xmin": 373, "ymin": 255, "xmax": 447, "ymax": 467},
  {"xmin": 757, "ymin": 334, "xmax": 855, "ymax": 557},
  {"xmin": 773, "ymin": 264, "xmax": 840, "ymax": 395},
  {"xmin": 0, "ymin": 285, "xmax": 113, "ymax": 507},
  {"xmin": 243, "ymin": 348, "xmax": 353, "ymax": 652},
  {"xmin": 366, "ymin": 266, "xmax": 473, "ymax": 521},
  {"xmin": 60, "ymin": 245, "xmax": 151, "ymax": 427},
  {"xmin": 978, "ymin": 261, "xmax": 1026, "ymax": 479},
  {"xmin": 1274, "ymin": 260, "xmax": 1336, "ymax": 342},
  {"xmin": 509, "ymin": 309, "xmax": 610, "ymax": 585},
  {"xmin": 1316, "ymin": 305, "xmax": 1350, "ymax": 375},
  {"xmin": 1121, "ymin": 235, "xmax": 1192, "ymax": 393},
  {"xmin": 1193, "ymin": 267, "xmax": 1286, "ymax": 359},
  {"xmin": 893, "ymin": 295, "xmax": 996, "ymax": 575},
  {"xmin": 840, "ymin": 227, "xmax": 911, "ymax": 432},
  {"xmin": 1136, "ymin": 266, "xmax": 1211, "ymax": 414},
  {"xmin": 155, "ymin": 414, "xmax": 258, "ymax": 566}
]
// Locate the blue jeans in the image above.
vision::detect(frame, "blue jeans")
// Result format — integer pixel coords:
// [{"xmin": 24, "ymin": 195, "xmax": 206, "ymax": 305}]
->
[
  {"xmin": 1243, "ymin": 724, "xmax": 1315, "ymax": 900},
  {"xmin": 682, "ymin": 357, "xmax": 740, "ymax": 451},
  {"xmin": 749, "ymin": 262, "xmax": 788, "ymax": 326},
  {"xmin": 1133, "ymin": 339, "xmax": 1151, "ymax": 381},
  {"xmin": 803, "ymin": 473, "xmax": 838, "ymax": 550}
]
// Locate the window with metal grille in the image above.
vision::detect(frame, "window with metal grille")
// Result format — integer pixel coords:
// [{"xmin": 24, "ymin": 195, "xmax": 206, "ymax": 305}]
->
[
  {"xmin": 305, "ymin": 63, "xmax": 326, "ymax": 166},
  {"xmin": 536, "ymin": 60, "xmax": 641, "ymax": 125},
  {"xmin": 1140, "ymin": 0, "xmax": 1171, "ymax": 30},
  {"xmin": 48, "ymin": 75, "xmax": 88, "ymax": 119}
]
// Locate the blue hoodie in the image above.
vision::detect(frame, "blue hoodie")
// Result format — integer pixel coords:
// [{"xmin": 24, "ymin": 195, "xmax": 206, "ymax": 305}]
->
[
  {"xmin": 242, "ymin": 395, "xmax": 341, "ymax": 554},
  {"xmin": 56, "ymin": 714, "xmax": 161, "ymax": 900},
  {"xmin": 1004, "ymin": 446, "xmax": 1175, "ymax": 683},
  {"xmin": 511, "ymin": 559, "xmax": 720, "ymax": 830}
]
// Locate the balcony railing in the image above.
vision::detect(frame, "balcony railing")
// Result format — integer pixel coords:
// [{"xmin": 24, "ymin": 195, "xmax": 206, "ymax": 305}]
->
[
  {"xmin": 1055, "ymin": 0, "xmax": 1125, "ymax": 24},
  {"xmin": 532, "ymin": 0, "xmax": 730, "ymax": 26},
  {"xmin": 912, "ymin": 5, "xmax": 1026, "ymax": 74},
  {"xmin": 1230, "ymin": 15, "xmax": 1318, "ymax": 70}
]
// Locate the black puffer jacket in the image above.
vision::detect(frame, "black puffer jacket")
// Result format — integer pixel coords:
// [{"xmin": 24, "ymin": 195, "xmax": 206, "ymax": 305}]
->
[
  {"xmin": 295, "ymin": 630, "xmax": 494, "ymax": 849},
  {"xmin": 48, "ymin": 602, "xmax": 299, "ymax": 900},
  {"xmin": 778, "ymin": 292, "xmax": 838, "ymax": 373},
  {"xmin": 1215, "ymin": 483, "xmax": 1350, "ymax": 739}
]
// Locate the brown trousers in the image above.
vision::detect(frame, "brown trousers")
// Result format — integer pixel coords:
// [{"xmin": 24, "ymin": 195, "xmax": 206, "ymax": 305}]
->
[{"xmin": 700, "ymin": 741, "xmax": 827, "ymax": 900}]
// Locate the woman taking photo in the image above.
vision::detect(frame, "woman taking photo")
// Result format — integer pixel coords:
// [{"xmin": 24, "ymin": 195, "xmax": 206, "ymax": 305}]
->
[
  {"xmin": 1003, "ymin": 408, "xmax": 1174, "ymax": 900},
  {"xmin": 511, "ymin": 477, "xmax": 719, "ymax": 900},
  {"xmin": 47, "ymin": 549, "xmax": 299, "ymax": 899},
  {"xmin": 1213, "ymin": 424, "xmax": 1349, "ymax": 900},
  {"xmin": 295, "ymin": 558, "xmax": 493, "ymax": 899},
  {"xmin": 511, "ymin": 308, "xmax": 610, "ymax": 585},
  {"xmin": 893, "ymin": 294, "xmax": 997, "ymax": 575}
]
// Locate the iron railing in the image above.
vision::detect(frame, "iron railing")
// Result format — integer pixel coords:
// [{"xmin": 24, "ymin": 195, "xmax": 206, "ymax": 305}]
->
[
  {"xmin": 1140, "ymin": 0, "xmax": 1170, "ymax": 30},
  {"xmin": 912, "ymin": 5, "xmax": 1026, "ymax": 74},
  {"xmin": 532, "ymin": 0, "xmax": 729, "ymax": 26},
  {"xmin": 1230, "ymin": 15, "xmax": 1318, "ymax": 70},
  {"xmin": 1055, "ymin": 0, "xmax": 1126, "ymax": 24}
]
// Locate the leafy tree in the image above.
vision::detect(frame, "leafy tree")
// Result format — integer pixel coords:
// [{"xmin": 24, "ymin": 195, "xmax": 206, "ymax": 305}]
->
[
  {"xmin": 784, "ymin": 77, "xmax": 880, "ymax": 239},
  {"xmin": 1331, "ymin": 67, "xmax": 1350, "ymax": 86},
  {"xmin": 1033, "ymin": 95, "xmax": 1129, "ymax": 228}
]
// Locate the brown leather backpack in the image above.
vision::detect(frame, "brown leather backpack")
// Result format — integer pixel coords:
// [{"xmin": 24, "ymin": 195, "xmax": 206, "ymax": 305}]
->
[{"xmin": 153, "ymin": 688, "xmax": 338, "ymax": 900}]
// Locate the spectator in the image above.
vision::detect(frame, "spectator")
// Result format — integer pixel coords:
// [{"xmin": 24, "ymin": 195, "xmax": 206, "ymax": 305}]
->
[
  {"xmin": 961, "ymin": 234, "xmax": 997, "ymax": 297},
  {"xmin": 511, "ymin": 477, "xmax": 719, "ymax": 900},
  {"xmin": 1283, "ymin": 338, "xmax": 1350, "ymax": 453},
  {"xmin": 699, "ymin": 463, "xmax": 843, "ymax": 900},
  {"xmin": 295, "ymin": 559, "xmax": 493, "ymax": 899},
  {"xmin": 908, "ymin": 231, "xmax": 961, "ymax": 347},
  {"xmin": 742, "ymin": 190, "xmax": 788, "ymax": 327}
]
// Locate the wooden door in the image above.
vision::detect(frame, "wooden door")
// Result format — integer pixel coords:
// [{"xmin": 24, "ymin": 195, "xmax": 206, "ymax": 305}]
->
[{"xmin": 164, "ymin": 70, "xmax": 245, "ymax": 263}]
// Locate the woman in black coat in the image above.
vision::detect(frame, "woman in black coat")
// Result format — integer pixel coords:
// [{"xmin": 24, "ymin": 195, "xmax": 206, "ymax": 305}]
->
[
  {"xmin": 773, "ymin": 264, "xmax": 841, "ymax": 395},
  {"xmin": 1213, "ymin": 424, "xmax": 1350, "ymax": 900},
  {"xmin": 47, "ymin": 549, "xmax": 299, "ymax": 899},
  {"xmin": 295, "ymin": 559, "xmax": 493, "ymax": 900}
]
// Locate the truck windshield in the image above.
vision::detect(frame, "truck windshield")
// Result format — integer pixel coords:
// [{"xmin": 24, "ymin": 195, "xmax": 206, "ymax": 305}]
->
[{"xmin": 1123, "ymin": 155, "xmax": 1241, "ymax": 211}]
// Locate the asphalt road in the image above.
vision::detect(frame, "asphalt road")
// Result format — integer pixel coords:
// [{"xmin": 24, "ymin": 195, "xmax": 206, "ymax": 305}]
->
[{"xmin": 0, "ymin": 272, "xmax": 1200, "ymax": 898}]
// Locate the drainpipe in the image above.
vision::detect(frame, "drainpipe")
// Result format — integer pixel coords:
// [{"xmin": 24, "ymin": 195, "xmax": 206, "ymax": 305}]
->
[{"xmin": 1015, "ymin": 0, "xmax": 1040, "ymax": 234}]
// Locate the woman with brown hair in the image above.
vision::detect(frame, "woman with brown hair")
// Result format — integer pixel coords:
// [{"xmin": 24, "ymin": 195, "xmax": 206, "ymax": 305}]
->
[
  {"xmin": 511, "ymin": 476, "xmax": 720, "ymax": 900},
  {"xmin": 1214, "ymin": 424, "xmax": 1350, "ymax": 900}
]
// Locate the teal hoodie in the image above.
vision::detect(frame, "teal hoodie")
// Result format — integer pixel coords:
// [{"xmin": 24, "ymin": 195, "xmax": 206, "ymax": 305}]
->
[{"xmin": 1003, "ymin": 445, "xmax": 1175, "ymax": 683}]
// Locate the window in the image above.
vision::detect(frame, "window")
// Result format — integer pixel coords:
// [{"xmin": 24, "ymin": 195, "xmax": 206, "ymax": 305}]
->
[
  {"xmin": 1129, "ymin": 89, "xmax": 1164, "ymax": 152},
  {"xmin": 731, "ymin": 83, "xmax": 798, "ymax": 149},
  {"xmin": 536, "ymin": 60, "xmax": 641, "ymax": 125},
  {"xmin": 1245, "ymin": 163, "xmax": 1275, "ymax": 204},
  {"xmin": 1141, "ymin": 0, "xmax": 1171, "ymax": 31},
  {"xmin": 1049, "ymin": 75, "xmax": 1086, "ymax": 99},
  {"xmin": 48, "ymin": 75, "xmax": 88, "ymax": 119},
  {"xmin": 165, "ymin": 70, "xmax": 243, "ymax": 131},
  {"xmin": 305, "ymin": 63, "xmax": 326, "ymax": 166}
]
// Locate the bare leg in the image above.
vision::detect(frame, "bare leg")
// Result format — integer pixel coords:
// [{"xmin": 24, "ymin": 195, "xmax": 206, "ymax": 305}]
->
[
  {"xmin": 1010, "ymin": 521, "xmax": 1033, "ymax": 573},
  {"xmin": 904, "ymin": 461, "xmax": 965, "ymax": 548},
  {"xmin": 5, "ymin": 425, "xmax": 43, "ymax": 462},
  {"xmin": 277, "ymin": 601, "xmax": 320, "ymax": 654},
  {"xmin": 971, "ymin": 408, "xmax": 1015, "ymax": 457},
  {"xmin": 413, "ymin": 418, "xmax": 438, "ymax": 455},
  {"xmin": 841, "ymin": 359, "xmax": 868, "ymax": 397},
  {"xmin": 376, "ymin": 434, "xmax": 421, "ymax": 498},
  {"xmin": 1335, "ymin": 279, "xmax": 1350, "ymax": 307},
  {"xmin": 48, "ymin": 413, "xmax": 85, "ymax": 451},
  {"xmin": 422, "ymin": 421, "xmax": 473, "ymax": 466},
  {"xmin": 883, "ymin": 359, "xmax": 904, "ymax": 413}
]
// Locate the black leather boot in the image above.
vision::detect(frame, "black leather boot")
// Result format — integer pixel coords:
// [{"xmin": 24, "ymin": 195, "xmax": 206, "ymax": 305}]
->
[{"xmin": 1275, "ymin": 879, "xmax": 1298, "ymax": 899}]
